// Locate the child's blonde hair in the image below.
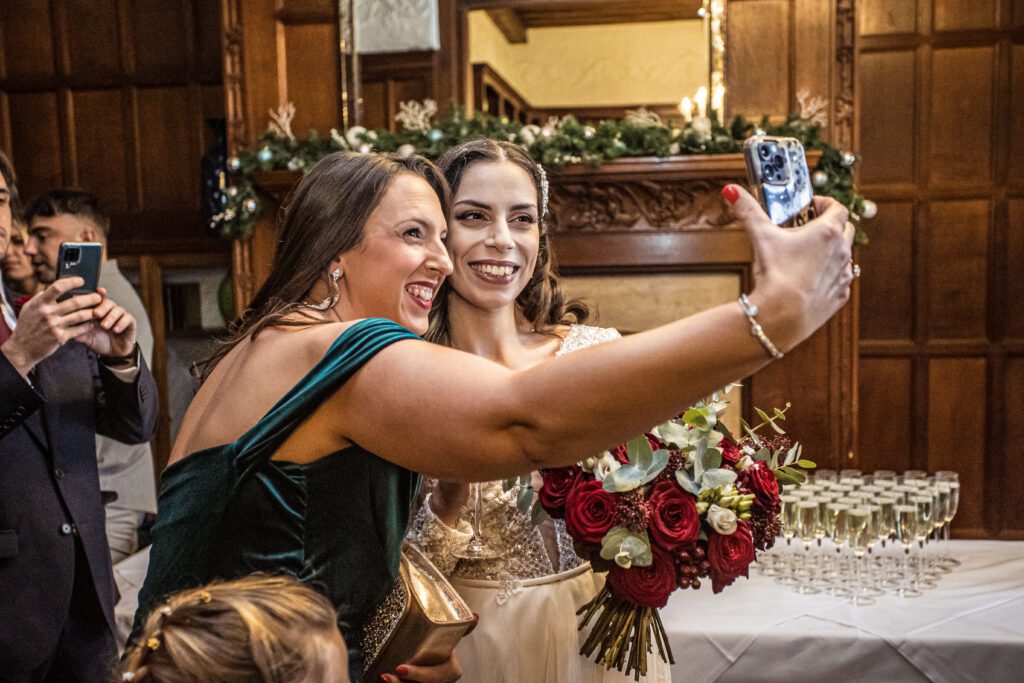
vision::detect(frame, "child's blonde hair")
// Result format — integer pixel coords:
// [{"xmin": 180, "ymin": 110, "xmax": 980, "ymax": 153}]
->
[{"xmin": 122, "ymin": 574, "xmax": 348, "ymax": 682}]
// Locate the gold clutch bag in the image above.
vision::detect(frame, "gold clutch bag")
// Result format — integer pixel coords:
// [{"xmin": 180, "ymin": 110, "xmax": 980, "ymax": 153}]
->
[{"xmin": 361, "ymin": 543, "xmax": 475, "ymax": 681}]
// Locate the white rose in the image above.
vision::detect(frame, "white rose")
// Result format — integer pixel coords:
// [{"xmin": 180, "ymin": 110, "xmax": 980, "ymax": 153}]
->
[
  {"xmin": 706, "ymin": 504, "xmax": 738, "ymax": 535},
  {"xmin": 735, "ymin": 455, "xmax": 755, "ymax": 470},
  {"xmin": 345, "ymin": 125, "xmax": 367, "ymax": 147},
  {"xmin": 592, "ymin": 452, "xmax": 621, "ymax": 481}
]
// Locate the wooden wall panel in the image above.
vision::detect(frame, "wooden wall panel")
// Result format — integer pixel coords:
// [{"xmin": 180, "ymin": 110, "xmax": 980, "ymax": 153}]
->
[
  {"xmin": 62, "ymin": 0, "xmax": 122, "ymax": 84},
  {"xmin": 725, "ymin": 1, "xmax": 790, "ymax": 118},
  {"xmin": 282, "ymin": 23, "xmax": 339, "ymax": 135},
  {"xmin": 1004, "ymin": 360, "xmax": 1024, "ymax": 529},
  {"xmin": 858, "ymin": 0, "xmax": 917, "ymax": 34},
  {"xmin": 793, "ymin": 0, "xmax": 832, "ymax": 109},
  {"xmin": 858, "ymin": 51, "xmax": 916, "ymax": 183},
  {"xmin": 69, "ymin": 89, "xmax": 129, "ymax": 211},
  {"xmin": 929, "ymin": 47, "xmax": 994, "ymax": 185},
  {"xmin": 857, "ymin": 0, "xmax": 1020, "ymax": 537},
  {"xmin": 1007, "ymin": 200, "xmax": 1024, "ymax": 340},
  {"xmin": 927, "ymin": 200, "xmax": 989, "ymax": 340},
  {"xmin": 927, "ymin": 358, "xmax": 987, "ymax": 533},
  {"xmin": 0, "ymin": 1, "xmax": 56, "ymax": 83},
  {"xmin": 858, "ymin": 358, "xmax": 913, "ymax": 473},
  {"xmin": 6, "ymin": 92, "xmax": 62, "ymax": 194},
  {"xmin": 1010, "ymin": 45, "xmax": 1024, "ymax": 182},
  {"xmin": 933, "ymin": 0, "xmax": 998, "ymax": 31},
  {"xmin": 130, "ymin": 0, "xmax": 192, "ymax": 84},
  {"xmin": 136, "ymin": 87, "xmax": 199, "ymax": 211},
  {"xmin": 859, "ymin": 201, "xmax": 914, "ymax": 339}
]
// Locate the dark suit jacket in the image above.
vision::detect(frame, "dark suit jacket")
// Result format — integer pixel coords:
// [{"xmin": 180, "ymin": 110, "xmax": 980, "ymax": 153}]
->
[{"xmin": 0, "ymin": 301, "xmax": 158, "ymax": 671}]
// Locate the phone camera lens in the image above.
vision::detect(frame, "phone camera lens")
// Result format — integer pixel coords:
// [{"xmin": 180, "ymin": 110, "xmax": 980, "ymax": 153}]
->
[
  {"xmin": 773, "ymin": 153, "xmax": 786, "ymax": 168},
  {"xmin": 65, "ymin": 247, "xmax": 81, "ymax": 262}
]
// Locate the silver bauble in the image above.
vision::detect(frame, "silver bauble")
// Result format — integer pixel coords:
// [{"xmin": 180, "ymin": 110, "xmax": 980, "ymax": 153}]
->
[
  {"xmin": 812, "ymin": 170, "xmax": 829, "ymax": 188},
  {"xmin": 860, "ymin": 199, "xmax": 877, "ymax": 220},
  {"xmin": 242, "ymin": 198, "xmax": 258, "ymax": 214},
  {"xmin": 227, "ymin": 156, "xmax": 241, "ymax": 171},
  {"xmin": 842, "ymin": 152, "xmax": 857, "ymax": 166}
]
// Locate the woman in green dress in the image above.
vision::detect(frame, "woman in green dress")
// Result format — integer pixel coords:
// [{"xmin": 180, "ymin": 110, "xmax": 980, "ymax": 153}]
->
[{"xmin": 135, "ymin": 150, "xmax": 854, "ymax": 682}]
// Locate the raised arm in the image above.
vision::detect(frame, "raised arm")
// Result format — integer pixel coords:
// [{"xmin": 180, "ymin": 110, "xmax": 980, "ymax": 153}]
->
[{"xmin": 343, "ymin": 188, "xmax": 854, "ymax": 481}]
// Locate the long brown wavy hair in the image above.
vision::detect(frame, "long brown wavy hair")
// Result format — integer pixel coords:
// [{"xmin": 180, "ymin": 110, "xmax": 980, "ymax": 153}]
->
[
  {"xmin": 426, "ymin": 139, "xmax": 588, "ymax": 345},
  {"xmin": 197, "ymin": 152, "xmax": 449, "ymax": 380}
]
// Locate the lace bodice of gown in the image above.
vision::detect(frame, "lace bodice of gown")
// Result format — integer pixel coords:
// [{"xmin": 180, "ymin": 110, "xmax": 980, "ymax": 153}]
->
[{"xmin": 407, "ymin": 324, "xmax": 621, "ymax": 583}]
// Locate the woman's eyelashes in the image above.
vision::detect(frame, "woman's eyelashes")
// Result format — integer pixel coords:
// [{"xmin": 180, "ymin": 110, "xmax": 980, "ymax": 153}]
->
[{"xmin": 454, "ymin": 210, "xmax": 538, "ymax": 227}]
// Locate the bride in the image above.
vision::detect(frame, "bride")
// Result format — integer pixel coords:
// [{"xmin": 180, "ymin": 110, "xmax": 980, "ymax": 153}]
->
[{"xmin": 406, "ymin": 139, "xmax": 661, "ymax": 682}]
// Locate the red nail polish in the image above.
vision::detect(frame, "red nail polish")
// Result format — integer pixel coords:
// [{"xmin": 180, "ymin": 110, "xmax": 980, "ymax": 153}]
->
[
  {"xmin": 721, "ymin": 185, "xmax": 740, "ymax": 204},
  {"xmin": 380, "ymin": 676, "xmax": 390, "ymax": 683},
  {"xmin": 396, "ymin": 665, "xmax": 410, "ymax": 677}
]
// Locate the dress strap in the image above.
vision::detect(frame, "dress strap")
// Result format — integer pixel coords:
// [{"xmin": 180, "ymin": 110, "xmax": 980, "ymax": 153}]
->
[{"xmin": 234, "ymin": 318, "xmax": 419, "ymax": 474}]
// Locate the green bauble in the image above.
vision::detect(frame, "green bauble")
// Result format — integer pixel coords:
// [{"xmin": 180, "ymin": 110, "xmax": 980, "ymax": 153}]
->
[{"xmin": 218, "ymin": 272, "xmax": 236, "ymax": 324}]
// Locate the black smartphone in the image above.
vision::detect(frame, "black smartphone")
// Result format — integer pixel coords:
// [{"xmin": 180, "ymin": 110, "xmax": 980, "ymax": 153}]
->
[
  {"xmin": 56, "ymin": 242, "xmax": 103, "ymax": 302},
  {"xmin": 743, "ymin": 135, "xmax": 817, "ymax": 227}
]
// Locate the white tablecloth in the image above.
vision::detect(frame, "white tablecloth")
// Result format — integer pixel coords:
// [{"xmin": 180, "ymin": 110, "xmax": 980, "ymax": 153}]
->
[{"xmin": 661, "ymin": 540, "xmax": 1024, "ymax": 683}]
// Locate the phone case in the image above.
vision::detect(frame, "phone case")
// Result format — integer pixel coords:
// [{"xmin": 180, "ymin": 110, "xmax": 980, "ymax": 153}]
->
[
  {"xmin": 56, "ymin": 242, "xmax": 103, "ymax": 302},
  {"xmin": 743, "ymin": 135, "xmax": 817, "ymax": 227}
]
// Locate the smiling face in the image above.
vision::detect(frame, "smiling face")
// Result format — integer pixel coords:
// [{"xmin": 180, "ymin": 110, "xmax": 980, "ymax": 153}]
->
[
  {"xmin": 335, "ymin": 172, "xmax": 453, "ymax": 334},
  {"xmin": 445, "ymin": 160, "xmax": 540, "ymax": 313}
]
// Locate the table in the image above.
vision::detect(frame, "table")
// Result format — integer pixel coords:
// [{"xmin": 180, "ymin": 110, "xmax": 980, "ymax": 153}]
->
[{"xmin": 660, "ymin": 540, "xmax": 1024, "ymax": 683}]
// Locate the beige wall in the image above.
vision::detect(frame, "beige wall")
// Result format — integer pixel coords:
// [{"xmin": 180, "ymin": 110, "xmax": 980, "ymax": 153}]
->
[
  {"xmin": 561, "ymin": 272, "xmax": 743, "ymax": 433},
  {"xmin": 468, "ymin": 11, "xmax": 709, "ymax": 108}
]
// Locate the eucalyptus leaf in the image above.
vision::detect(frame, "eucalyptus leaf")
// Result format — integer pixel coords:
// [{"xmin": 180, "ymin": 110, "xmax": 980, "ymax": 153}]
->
[
  {"xmin": 530, "ymin": 500, "xmax": 548, "ymax": 527},
  {"xmin": 657, "ymin": 420, "xmax": 691, "ymax": 449},
  {"xmin": 501, "ymin": 478, "xmax": 515, "ymax": 493},
  {"xmin": 516, "ymin": 485, "xmax": 534, "ymax": 514},
  {"xmin": 797, "ymin": 459, "xmax": 816, "ymax": 468},
  {"xmin": 626, "ymin": 435, "xmax": 653, "ymax": 465},
  {"xmin": 700, "ymin": 445, "xmax": 723, "ymax": 474},
  {"xmin": 520, "ymin": 474, "xmax": 532, "ymax": 487},
  {"xmin": 692, "ymin": 438, "xmax": 709, "ymax": 483},
  {"xmin": 603, "ymin": 465, "xmax": 645, "ymax": 492},
  {"xmin": 753, "ymin": 448, "xmax": 771, "ymax": 463},
  {"xmin": 702, "ymin": 468, "xmax": 738, "ymax": 489},
  {"xmin": 676, "ymin": 469, "xmax": 699, "ymax": 495},
  {"xmin": 683, "ymin": 408, "xmax": 710, "ymax": 431}
]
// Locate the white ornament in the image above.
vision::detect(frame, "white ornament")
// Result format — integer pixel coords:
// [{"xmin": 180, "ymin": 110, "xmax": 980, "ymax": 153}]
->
[
  {"xmin": 669, "ymin": 142, "xmax": 681, "ymax": 156},
  {"xmin": 226, "ymin": 156, "xmax": 241, "ymax": 171},
  {"xmin": 357, "ymin": 143, "xmax": 372, "ymax": 154},
  {"xmin": 330, "ymin": 128, "xmax": 347, "ymax": 149},
  {"xmin": 861, "ymin": 199, "xmax": 878, "ymax": 219},
  {"xmin": 345, "ymin": 126, "xmax": 368, "ymax": 148},
  {"xmin": 395, "ymin": 99, "xmax": 437, "ymax": 133},
  {"xmin": 519, "ymin": 125, "xmax": 539, "ymax": 146},
  {"xmin": 397, "ymin": 144, "xmax": 416, "ymax": 158},
  {"xmin": 267, "ymin": 102, "xmax": 296, "ymax": 141},
  {"xmin": 226, "ymin": 186, "xmax": 238, "ymax": 197},
  {"xmin": 690, "ymin": 116, "xmax": 712, "ymax": 138},
  {"xmin": 242, "ymin": 198, "xmax": 258, "ymax": 214},
  {"xmin": 842, "ymin": 151, "xmax": 857, "ymax": 167},
  {"xmin": 624, "ymin": 107, "xmax": 663, "ymax": 127},
  {"xmin": 286, "ymin": 157, "xmax": 304, "ymax": 171},
  {"xmin": 812, "ymin": 170, "xmax": 829, "ymax": 188},
  {"xmin": 583, "ymin": 126, "xmax": 596, "ymax": 139}
]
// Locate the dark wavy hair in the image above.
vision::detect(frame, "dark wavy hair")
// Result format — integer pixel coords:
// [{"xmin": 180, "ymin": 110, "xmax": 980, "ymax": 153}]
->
[
  {"xmin": 198, "ymin": 151, "xmax": 449, "ymax": 380},
  {"xmin": 426, "ymin": 139, "xmax": 588, "ymax": 345}
]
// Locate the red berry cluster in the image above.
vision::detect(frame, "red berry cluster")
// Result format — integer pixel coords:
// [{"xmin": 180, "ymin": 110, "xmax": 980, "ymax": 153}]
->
[
  {"xmin": 614, "ymin": 489, "xmax": 651, "ymax": 533},
  {"xmin": 674, "ymin": 542, "xmax": 711, "ymax": 590}
]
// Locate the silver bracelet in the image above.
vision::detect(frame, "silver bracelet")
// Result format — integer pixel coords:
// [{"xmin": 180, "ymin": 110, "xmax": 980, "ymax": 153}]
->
[{"xmin": 738, "ymin": 294, "xmax": 784, "ymax": 360}]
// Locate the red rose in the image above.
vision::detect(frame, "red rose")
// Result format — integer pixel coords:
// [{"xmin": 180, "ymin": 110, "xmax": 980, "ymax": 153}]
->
[
  {"xmin": 719, "ymin": 438, "xmax": 741, "ymax": 465},
  {"xmin": 706, "ymin": 520, "xmax": 756, "ymax": 593},
  {"xmin": 564, "ymin": 480, "xmax": 617, "ymax": 544},
  {"xmin": 606, "ymin": 545, "xmax": 676, "ymax": 608},
  {"xmin": 742, "ymin": 461, "xmax": 780, "ymax": 513},
  {"xmin": 646, "ymin": 481, "xmax": 700, "ymax": 550},
  {"xmin": 538, "ymin": 466, "xmax": 584, "ymax": 519},
  {"xmin": 610, "ymin": 433, "xmax": 662, "ymax": 465}
]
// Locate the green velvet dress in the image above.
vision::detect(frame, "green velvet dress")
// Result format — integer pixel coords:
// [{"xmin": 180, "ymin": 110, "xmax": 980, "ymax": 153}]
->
[{"xmin": 133, "ymin": 318, "xmax": 420, "ymax": 680}]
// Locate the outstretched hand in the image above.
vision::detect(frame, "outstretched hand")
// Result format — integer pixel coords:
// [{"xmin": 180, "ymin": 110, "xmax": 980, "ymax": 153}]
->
[{"xmin": 723, "ymin": 184, "xmax": 855, "ymax": 352}]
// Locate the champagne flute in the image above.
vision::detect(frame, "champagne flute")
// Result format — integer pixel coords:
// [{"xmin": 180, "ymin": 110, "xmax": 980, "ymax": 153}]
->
[
  {"xmin": 795, "ymin": 500, "xmax": 822, "ymax": 594},
  {"xmin": 936, "ymin": 471, "xmax": 961, "ymax": 567},
  {"xmin": 776, "ymin": 494, "xmax": 801, "ymax": 586},
  {"xmin": 911, "ymin": 492, "xmax": 938, "ymax": 588},
  {"xmin": 452, "ymin": 483, "xmax": 504, "ymax": 560},
  {"xmin": 824, "ymin": 502, "xmax": 851, "ymax": 596},
  {"xmin": 846, "ymin": 507, "xmax": 875, "ymax": 605},
  {"xmin": 893, "ymin": 503, "xmax": 922, "ymax": 597}
]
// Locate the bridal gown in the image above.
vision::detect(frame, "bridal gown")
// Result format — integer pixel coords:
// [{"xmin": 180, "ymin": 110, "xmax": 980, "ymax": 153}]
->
[{"xmin": 408, "ymin": 324, "xmax": 673, "ymax": 683}]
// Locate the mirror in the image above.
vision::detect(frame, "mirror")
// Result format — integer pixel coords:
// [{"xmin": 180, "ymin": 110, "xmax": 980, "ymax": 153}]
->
[{"xmin": 465, "ymin": 1, "xmax": 724, "ymax": 125}]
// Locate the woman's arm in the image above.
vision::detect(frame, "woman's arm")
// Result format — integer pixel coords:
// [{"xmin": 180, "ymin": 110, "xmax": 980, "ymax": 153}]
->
[{"xmin": 341, "ymin": 189, "xmax": 854, "ymax": 481}]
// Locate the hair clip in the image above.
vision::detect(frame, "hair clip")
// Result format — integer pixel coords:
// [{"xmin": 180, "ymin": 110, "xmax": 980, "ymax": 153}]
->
[
  {"xmin": 158, "ymin": 605, "xmax": 172, "ymax": 617},
  {"xmin": 198, "ymin": 590, "xmax": 213, "ymax": 604},
  {"xmin": 146, "ymin": 636, "xmax": 161, "ymax": 651},
  {"xmin": 122, "ymin": 672, "xmax": 136, "ymax": 682},
  {"xmin": 535, "ymin": 164, "xmax": 550, "ymax": 218}
]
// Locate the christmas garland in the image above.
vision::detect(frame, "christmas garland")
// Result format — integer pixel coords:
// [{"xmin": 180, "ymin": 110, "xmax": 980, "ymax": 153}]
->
[{"xmin": 212, "ymin": 102, "xmax": 872, "ymax": 244}]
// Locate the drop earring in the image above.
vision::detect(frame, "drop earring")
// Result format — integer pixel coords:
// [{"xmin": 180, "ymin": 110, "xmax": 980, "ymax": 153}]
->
[{"xmin": 304, "ymin": 268, "xmax": 341, "ymax": 311}]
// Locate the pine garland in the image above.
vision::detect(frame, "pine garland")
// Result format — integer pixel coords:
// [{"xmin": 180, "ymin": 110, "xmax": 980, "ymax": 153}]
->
[{"xmin": 211, "ymin": 105, "xmax": 870, "ymax": 244}]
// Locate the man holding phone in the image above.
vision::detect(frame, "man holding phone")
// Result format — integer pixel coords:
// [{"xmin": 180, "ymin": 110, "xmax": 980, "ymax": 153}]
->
[{"xmin": 0, "ymin": 154, "xmax": 158, "ymax": 680}]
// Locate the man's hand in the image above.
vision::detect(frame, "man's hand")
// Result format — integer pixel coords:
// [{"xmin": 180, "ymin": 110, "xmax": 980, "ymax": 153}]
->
[
  {"xmin": 77, "ymin": 286, "xmax": 137, "ymax": 359},
  {"xmin": 1, "ymin": 278, "xmax": 102, "ymax": 378}
]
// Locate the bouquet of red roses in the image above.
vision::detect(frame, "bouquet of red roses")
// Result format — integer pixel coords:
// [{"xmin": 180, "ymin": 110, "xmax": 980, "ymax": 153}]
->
[{"xmin": 539, "ymin": 392, "xmax": 810, "ymax": 680}]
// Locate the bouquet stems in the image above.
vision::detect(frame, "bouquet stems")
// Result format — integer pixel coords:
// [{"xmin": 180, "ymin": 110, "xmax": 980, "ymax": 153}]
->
[{"xmin": 578, "ymin": 586, "xmax": 675, "ymax": 681}]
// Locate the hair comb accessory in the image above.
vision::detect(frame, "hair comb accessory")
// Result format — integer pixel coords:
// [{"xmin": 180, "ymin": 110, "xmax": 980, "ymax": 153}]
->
[
  {"xmin": 122, "ymin": 672, "xmax": 136, "ymax": 681},
  {"xmin": 198, "ymin": 590, "xmax": 213, "ymax": 604},
  {"xmin": 146, "ymin": 636, "xmax": 161, "ymax": 651},
  {"xmin": 535, "ymin": 164, "xmax": 549, "ymax": 218},
  {"xmin": 158, "ymin": 605, "xmax": 172, "ymax": 617}
]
